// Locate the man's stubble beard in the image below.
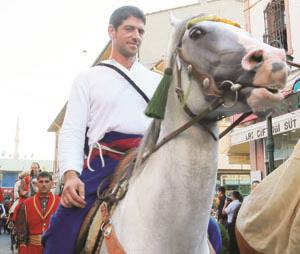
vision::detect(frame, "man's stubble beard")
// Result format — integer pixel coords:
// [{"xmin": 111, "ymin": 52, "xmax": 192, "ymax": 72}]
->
[{"xmin": 119, "ymin": 45, "xmax": 139, "ymax": 59}]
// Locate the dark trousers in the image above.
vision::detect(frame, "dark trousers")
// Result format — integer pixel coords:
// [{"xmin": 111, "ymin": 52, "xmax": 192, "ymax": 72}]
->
[
  {"xmin": 0, "ymin": 217, "xmax": 5, "ymax": 234},
  {"xmin": 228, "ymin": 222, "xmax": 240, "ymax": 254},
  {"xmin": 42, "ymin": 157, "xmax": 119, "ymax": 254}
]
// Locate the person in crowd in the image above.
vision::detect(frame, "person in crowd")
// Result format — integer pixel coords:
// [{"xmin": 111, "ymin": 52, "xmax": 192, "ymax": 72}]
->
[
  {"xmin": 0, "ymin": 200, "xmax": 6, "ymax": 235},
  {"xmin": 3, "ymin": 199, "xmax": 11, "ymax": 234},
  {"xmin": 42, "ymin": 5, "xmax": 161, "ymax": 254},
  {"xmin": 30, "ymin": 178, "xmax": 39, "ymax": 196},
  {"xmin": 243, "ymin": 180, "xmax": 261, "ymax": 204},
  {"xmin": 223, "ymin": 190, "xmax": 243, "ymax": 254},
  {"xmin": 0, "ymin": 188, "xmax": 3, "ymax": 203},
  {"xmin": 251, "ymin": 180, "xmax": 260, "ymax": 191},
  {"xmin": 15, "ymin": 171, "xmax": 60, "ymax": 254},
  {"xmin": 18, "ymin": 162, "xmax": 41, "ymax": 199},
  {"xmin": 14, "ymin": 177, "xmax": 22, "ymax": 200},
  {"xmin": 217, "ymin": 186, "xmax": 228, "ymax": 227},
  {"xmin": 208, "ymin": 216, "xmax": 222, "ymax": 254},
  {"xmin": 29, "ymin": 162, "xmax": 42, "ymax": 196}
]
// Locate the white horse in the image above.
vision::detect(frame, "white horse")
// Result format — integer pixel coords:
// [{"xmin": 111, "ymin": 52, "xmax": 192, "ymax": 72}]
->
[{"xmin": 94, "ymin": 15, "xmax": 288, "ymax": 254}]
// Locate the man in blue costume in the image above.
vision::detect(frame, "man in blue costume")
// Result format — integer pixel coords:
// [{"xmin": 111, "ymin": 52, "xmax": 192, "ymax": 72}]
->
[{"xmin": 42, "ymin": 5, "xmax": 161, "ymax": 253}]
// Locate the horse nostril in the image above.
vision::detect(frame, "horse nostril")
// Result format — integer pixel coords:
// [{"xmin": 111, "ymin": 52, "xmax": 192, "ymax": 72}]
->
[
  {"xmin": 242, "ymin": 49, "xmax": 265, "ymax": 71},
  {"xmin": 250, "ymin": 50, "xmax": 263, "ymax": 64}
]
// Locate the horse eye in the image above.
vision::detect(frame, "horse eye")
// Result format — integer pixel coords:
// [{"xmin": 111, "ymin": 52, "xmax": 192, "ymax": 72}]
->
[{"xmin": 189, "ymin": 27, "xmax": 205, "ymax": 40}]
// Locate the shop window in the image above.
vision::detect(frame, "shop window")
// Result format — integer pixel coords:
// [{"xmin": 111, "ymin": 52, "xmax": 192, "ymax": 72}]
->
[
  {"xmin": 263, "ymin": 0, "xmax": 287, "ymax": 51},
  {"xmin": 219, "ymin": 174, "xmax": 251, "ymax": 196},
  {"xmin": 264, "ymin": 128, "xmax": 300, "ymax": 169}
]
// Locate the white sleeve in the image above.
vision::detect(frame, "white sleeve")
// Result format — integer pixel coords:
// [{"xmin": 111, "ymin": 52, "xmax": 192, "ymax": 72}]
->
[
  {"xmin": 224, "ymin": 203, "xmax": 233, "ymax": 215},
  {"xmin": 58, "ymin": 73, "xmax": 90, "ymax": 178}
]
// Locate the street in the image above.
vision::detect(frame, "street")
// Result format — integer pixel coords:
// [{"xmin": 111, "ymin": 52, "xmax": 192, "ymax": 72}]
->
[{"xmin": 0, "ymin": 234, "xmax": 12, "ymax": 254}]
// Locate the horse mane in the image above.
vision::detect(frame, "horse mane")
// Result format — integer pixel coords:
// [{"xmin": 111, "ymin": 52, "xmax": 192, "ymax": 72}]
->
[
  {"xmin": 133, "ymin": 14, "xmax": 206, "ymax": 178},
  {"xmin": 133, "ymin": 119, "xmax": 161, "ymax": 178}
]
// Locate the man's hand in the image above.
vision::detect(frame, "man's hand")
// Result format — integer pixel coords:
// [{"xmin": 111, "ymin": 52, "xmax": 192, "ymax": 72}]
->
[{"xmin": 61, "ymin": 170, "xmax": 86, "ymax": 208}]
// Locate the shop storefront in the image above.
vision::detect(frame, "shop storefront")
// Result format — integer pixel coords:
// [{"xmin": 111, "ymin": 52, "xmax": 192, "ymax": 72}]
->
[
  {"xmin": 217, "ymin": 173, "xmax": 251, "ymax": 196},
  {"xmin": 230, "ymin": 106, "xmax": 300, "ymax": 177}
]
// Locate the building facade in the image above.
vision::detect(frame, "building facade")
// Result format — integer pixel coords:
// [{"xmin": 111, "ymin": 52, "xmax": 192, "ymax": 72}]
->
[{"xmin": 229, "ymin": 0, "xmax": 300, "ymax": 179}]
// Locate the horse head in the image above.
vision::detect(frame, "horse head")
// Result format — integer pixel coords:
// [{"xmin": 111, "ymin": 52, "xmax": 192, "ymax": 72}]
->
[{"xmin": 151, "ymin": 14, "xmax": 289, "ymax": 121}]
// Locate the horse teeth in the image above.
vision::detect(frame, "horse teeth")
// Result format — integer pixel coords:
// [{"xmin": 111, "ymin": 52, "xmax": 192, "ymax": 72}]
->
[{"xmin": 203, "ymin": 78, "xmax": 210, "ymax": 88}]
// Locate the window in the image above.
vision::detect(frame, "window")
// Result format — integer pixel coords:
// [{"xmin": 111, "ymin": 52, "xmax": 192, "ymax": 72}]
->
[{"xmin": 263, "ymin": 0, "xmax": 287, "ymax": 51}]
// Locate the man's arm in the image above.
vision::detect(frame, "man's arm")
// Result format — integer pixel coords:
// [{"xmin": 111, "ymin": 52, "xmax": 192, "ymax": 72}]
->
[{"xmin": 58, "ymin": 73, "xmax": 90, "ymax": 208}]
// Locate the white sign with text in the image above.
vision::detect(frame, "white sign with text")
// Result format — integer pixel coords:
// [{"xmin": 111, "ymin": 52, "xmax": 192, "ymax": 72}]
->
[{"xmin": 231, "ymin": 110, "xmax": 300, "ymax": 145}]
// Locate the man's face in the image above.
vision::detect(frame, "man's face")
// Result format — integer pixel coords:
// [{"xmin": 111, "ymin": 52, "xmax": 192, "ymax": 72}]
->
[
  {"xmin": 37, "ymin": 177, "xmax": 52, "ymax": 195},
  {"xmin": 109, "ymin": 16, "xmax": 145, "ymax": 58},
  {"xmin": 31, "ymin": 163, "xmax": 39, "ymax": 175},
  {"xmin": 217, "ymin": 191, "xmax": 224, "ymax": 198},
  {"xmin": 251, "ymin": 182, "xmax": 259, "ymax": 191}
]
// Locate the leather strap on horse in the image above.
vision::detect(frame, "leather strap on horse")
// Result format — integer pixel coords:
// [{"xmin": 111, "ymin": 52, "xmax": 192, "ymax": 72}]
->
[
  {"xmin": 100, "ymin": 202, "xmax": 126, "ymax": 254},
  {"xmin": 142, "ymin": 97, "xmax": 224, "ymax": 162}
]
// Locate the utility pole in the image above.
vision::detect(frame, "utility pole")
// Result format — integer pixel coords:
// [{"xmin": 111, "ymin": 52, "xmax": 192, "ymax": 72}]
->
[{"xmin": 266, "ymin": 113, "xmax": 275, "ymax": 174}]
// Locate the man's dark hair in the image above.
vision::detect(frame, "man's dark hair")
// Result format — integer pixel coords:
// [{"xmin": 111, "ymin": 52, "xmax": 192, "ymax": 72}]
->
[
  {"xmin": 32, "ymin": 162, "xmax": 40, "ymax": 168},
  {"xmin": 252, "ymin": 180, "xmax": 260, "ymax": 185},
  {"xmin": 37, "ymin": 171, "xmax": 52, "ymax": 181},
  {"xmin": 232, "ymin": 190, "xmax": 243, "ymax": 202},
  {"xmin": 109, "ymin": 5, "xmax": 146, "ymax": 29},
  {"xmin": 218, "ymin": 186, "xmax": 226, "ymax": 194}
]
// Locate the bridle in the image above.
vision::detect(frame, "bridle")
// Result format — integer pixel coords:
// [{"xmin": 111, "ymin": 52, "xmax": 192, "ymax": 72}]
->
[
  {"xmin": 142, "ymin": 16, "xmax": 253, "ymax": 160},
  {"xmin": 174, "ymin": 46, "xmax": 247, "ymax": 140}
]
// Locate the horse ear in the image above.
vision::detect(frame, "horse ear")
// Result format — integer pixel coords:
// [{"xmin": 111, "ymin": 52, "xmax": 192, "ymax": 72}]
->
[{"xmin": 169, "ymin": 11, "xmax": 180, "ymax": 27}]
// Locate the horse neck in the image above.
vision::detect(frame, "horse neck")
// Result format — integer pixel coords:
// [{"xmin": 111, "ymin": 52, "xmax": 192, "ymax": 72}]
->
[
  {"xmin": 158, "ymin": 68, "xmax": 219, "ymax": 199},
  {"xmin": 112, "ymin": 68, "xmax": 219, "ymax": 254},
  {"xmin": 133, "ymin": 70, "xmax": 218, "ymax": 252}
]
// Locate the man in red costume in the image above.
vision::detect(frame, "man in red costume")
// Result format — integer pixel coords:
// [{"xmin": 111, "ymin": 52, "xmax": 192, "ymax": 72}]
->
[{"xmin": 16, "ymin": 171, "xmax": 59, "ymax": 254}]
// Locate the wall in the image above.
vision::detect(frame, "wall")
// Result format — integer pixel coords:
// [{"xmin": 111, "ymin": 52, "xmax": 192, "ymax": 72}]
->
[
  {"xmin": 247, "ymin": 0, "xmax": 300, "ymax": 63},
  {"xmin": 288, "ymin": 0, "xmax": 300, "ymax": 62},
  {"xmin": 140, "ymin": 0, "xmax": 244, "ymax": 67}
]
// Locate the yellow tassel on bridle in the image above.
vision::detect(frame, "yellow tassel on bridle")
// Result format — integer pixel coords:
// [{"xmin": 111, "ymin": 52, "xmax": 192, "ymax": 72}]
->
[{"xmin": 187, "ymin": 15, "xmax": 241, "ymax": 29}]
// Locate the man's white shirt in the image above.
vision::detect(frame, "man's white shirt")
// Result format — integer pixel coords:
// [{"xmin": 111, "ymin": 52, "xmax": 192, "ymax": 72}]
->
[{"xmin": 58, "ymin": 59, "xmax": 161, "ymax": 177}]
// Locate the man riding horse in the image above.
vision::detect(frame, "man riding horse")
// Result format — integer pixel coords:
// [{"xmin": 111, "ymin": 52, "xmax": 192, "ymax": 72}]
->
[
  {"xmin": 42, "ymin": 6, "xmax": 161, "ymax": 254},
  {"xmin": 44, "ymin": 5, "xmax": 289, "ymax": 254}
]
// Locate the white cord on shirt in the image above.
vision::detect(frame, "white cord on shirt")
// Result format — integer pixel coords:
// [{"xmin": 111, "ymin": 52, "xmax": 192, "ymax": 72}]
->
[{"xmin": 86, "ymin": 142, "xmax": 126, "ymax": 172}]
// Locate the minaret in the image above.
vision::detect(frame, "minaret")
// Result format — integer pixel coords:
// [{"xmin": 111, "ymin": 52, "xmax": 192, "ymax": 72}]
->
[{"xmin": 13, "ymin": 117, "xmax": 20, "ymax": 159}]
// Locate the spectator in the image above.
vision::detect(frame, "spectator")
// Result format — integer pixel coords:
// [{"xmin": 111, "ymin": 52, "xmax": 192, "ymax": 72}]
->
[
  {"xmin": 0, "ymin": 201, "xmax": 6, "ymax": 235},
  {"xmin": 223, "ymin": 191, "xmax": 243, "ymax": 254},
  {"xmin": 0, "ymin": 188, "xmax": 3, "ymax": 203},
  {"xmin": 15, "ymin": 171, "xmax": 60, "ymax": 254},
  {"xmin": 251, "ymin": 180, "xmax": 260, "ymax": 191},
  {"xmin": 243, "ymin": 180, "xmax": 260, "ymax": 204},
  {"xmin": 208, "ymin": 216, "xmax": 222, "ymax": 254},
  {"xmin": 217, "ymin": 186, "xmax": 228, "ymax": 227}
]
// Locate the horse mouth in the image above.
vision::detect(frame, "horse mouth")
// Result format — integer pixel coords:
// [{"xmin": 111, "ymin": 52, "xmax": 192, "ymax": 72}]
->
[
  {"xmin": 266, "ymin": 87, "xmax": 278, "ymax": 94},
  {"xmin": 243, "ymin": 85, "xmax": 284, "ymax": 113}
]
